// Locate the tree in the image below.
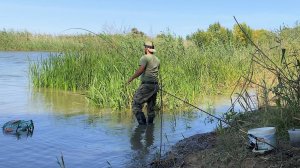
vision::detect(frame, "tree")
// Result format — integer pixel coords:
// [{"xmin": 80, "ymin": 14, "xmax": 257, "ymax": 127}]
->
[
  {"xmin": 130, "ymin": 28, "xmax": 145, "ymax": 37},
  {"xmin": 233, "ymin": 23, "xmax": 253, "ymax": 46},
  {"xmin": 207, "ymin": 22, "xmax": 233, "ymax": 44},
  {"xmin": 252, "ymin": 29, "xmax": 271, "ymax": 44},
  {"xmin": 189, "ymin": 22, "xmax": 233, "ymax": 48}
]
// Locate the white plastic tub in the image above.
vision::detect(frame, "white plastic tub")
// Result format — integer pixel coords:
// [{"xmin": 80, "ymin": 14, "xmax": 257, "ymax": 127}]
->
[
  {"xmin": 288, "ymin": 129, "xmax": 300, "ymax": 147},
  {"xmin": 248, "ymin": 127, "xmax": 276, "ymax": 152}
]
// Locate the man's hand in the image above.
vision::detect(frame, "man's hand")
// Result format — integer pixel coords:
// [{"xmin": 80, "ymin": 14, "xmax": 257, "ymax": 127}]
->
[
  {"xmin": 126, "ymin": 65, "xmax": 145, "ymax": 85},
  {"xmin": 127, "ymin": 77, "xmax": 133, "ymax": 84}
]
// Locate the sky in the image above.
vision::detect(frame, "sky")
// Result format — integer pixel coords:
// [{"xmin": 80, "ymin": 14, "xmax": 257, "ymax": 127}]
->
[{"xmin": 1, "ymin": 0, "xmax": 300, "ymax": 37}]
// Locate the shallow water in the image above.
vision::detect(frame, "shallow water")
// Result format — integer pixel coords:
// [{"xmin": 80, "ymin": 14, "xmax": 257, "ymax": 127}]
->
[{"xmin": 0, "ymin": 51, "xmax": 257, "ymax": 168}]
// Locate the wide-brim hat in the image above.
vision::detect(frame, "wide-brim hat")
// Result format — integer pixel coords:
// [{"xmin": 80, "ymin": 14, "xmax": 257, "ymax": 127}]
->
[
  {"xmin": 144, "ymin": 41, "xmax": 154, "ymax": 47},
  {"xmin": 144, "ymin": 41, "xmax": 156, "ymax": 52}
]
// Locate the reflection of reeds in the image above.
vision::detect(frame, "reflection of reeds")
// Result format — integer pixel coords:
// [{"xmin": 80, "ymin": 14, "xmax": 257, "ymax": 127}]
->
[{"xmin": 30, "ymin": 33, "xmax": 250, "ymax": 110}]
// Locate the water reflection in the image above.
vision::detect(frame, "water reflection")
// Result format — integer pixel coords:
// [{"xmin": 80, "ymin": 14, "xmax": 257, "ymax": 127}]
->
[
  {"xmin": 28, "ymin": 77, "xmax": 258, "ymax": 168},
  {"xmin": 0, "ymin": 51, "xmax": 260, "ymax": 168},
  {"xmin": 30, "ymin": 88, "xmax": 91, "ymax": 116},
  {"xmin": 2, "ymin": 129, "xmax": 34, "ymax": 140},
  {"xmin": 130, "ymin": 125, "xmax": 154, "ymax": 152},
  {"xmin": 129, "ymin": 125, "xmax": 155, "ymax": 167}
]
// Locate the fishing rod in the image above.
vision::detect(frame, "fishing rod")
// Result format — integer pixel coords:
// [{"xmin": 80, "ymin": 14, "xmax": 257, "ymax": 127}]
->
[
  {"xmin": 61, "ymin": 27, "xmax": 239, "ymax": 150},
  {"xmin": 63, "ymin": 29, "xmax": 230, "ymax": 123},
  {"xmin": 162, "ymin": 90, "xmax": 285, "ymax": 153},
  {"xmin": 62, "ymin": 28, "xmax": 134, "ymax": 67},
  {"xmin": 162, "ymin": 90, "xmax": 229, "ymax": 125},
  {"xmin": 61, "ymin": 27, "xmax": 282, "ymax": 153},
  {"xmin": 231, "ymin": 17, "xmax": 296, "ymax": 154}
]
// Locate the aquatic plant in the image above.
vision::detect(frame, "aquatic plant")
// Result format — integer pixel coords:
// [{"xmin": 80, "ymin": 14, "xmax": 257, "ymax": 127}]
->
[{"xmin": 29, "ymin": 33, "xmax": 251, "ymax": 110}]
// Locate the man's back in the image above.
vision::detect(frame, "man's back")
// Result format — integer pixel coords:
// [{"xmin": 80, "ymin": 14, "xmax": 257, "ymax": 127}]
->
[{"xmin": 140, "ymin": 54, "xmax": 160, "ymax": 82}]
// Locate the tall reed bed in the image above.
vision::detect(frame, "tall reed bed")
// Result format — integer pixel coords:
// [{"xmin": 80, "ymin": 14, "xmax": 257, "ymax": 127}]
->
[
  {"xmin": 30, "ymin": 34, "xmax": 251, "ymax": 110},
  {"xmin": 0, "ymin": 30, "xmax": 97, "ymax": 51},
  {"xmin": 156, "ymin": 34, "xmax": 251, "ymax": 109}
]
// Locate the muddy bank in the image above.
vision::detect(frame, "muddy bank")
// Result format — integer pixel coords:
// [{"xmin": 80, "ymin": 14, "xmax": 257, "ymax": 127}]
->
[
  {"xmin": 150, "ymin": 132, "xmax": 217, "ymax": 167},
  {"xmin": 150, "ymin": 130, "xmax": 300, "ymax": 168}
]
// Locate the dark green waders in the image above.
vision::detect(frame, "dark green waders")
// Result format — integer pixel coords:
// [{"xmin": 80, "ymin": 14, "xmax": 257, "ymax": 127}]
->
[{"xmin": 132, "ymin": 83, "xmax": 159, "ymax": 125}]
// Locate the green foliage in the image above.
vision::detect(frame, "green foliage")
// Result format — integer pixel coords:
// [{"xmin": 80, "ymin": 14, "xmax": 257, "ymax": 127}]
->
[
  {"xmin": 233, "ymin": 23, "xmax": 253, "ymax": 46},
  {"xmin": 252, "ymin": 29, "xmax": 274, "ymax": 44},
  {"xmin": 30, "ymin": 33, "xmax": 250, "ymax": 110},
  {"xmin": 12, "ymin": 22, "xmax": 300, "ymax": 112},
  {"xmin": 279, "ymin": 23, "xmax": 300, "ymax": 51},
  {"xmin": 0, "ymin": 29, "xmax": 96, "ymax": 51},
  {"xmin": 130, "ymin": 28, "xmax": 145, "ymax": 37},
  {"xmin": 226, "ymin": 23, "xmax": 300, "ymax": 135},
  {"xmin": 189, "ymin": 22, "xmax": 233, "ymax": 48},
  {"xmin": 188, "ymin": 22, "xmax": 275, "ymax": 48}
]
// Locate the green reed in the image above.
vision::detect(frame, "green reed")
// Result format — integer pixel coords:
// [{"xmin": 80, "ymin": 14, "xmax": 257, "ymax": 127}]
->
[
  {"xmin": 220, "ymin": 22, "xmax": 300, "ymax": 135},
  {"xmin": 0, "ymin": 29, "xmax": 97, "ymax": 51},
  {"xmin": 30, "ymin": 33, "xmax": 251, "ymax": 110}
]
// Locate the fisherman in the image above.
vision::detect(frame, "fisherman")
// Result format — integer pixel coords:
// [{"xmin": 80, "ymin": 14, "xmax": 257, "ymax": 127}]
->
[{"xmin": 127, "ymin": 41, "xmax": 160, "ymax": 125}]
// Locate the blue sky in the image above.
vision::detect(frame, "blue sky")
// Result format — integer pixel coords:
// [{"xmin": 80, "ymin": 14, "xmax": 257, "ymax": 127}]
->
[{"xmin": 1, "ymin": 0, "xmax": 299, "ymax": 36}]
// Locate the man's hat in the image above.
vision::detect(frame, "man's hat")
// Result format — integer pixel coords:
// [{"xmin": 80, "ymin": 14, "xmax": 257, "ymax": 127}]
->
[
  {"xmin": 144, "ymin": 41, "xmax": 156, "ymax": 53},
  {"xmin": 144, "ymin": 41, "xmax": 154, "ymax": 47}
]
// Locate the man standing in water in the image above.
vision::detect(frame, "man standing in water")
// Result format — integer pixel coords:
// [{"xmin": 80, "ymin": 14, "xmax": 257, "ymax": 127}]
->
[{"xmin": 127, "ymin": 41, "xmax": 160, "ymax": 125}]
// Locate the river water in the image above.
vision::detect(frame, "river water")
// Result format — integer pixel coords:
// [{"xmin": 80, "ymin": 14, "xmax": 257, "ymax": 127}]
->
[{"xmin": 0, "ymin": 51, "xmax": 257, "ymax": 168}]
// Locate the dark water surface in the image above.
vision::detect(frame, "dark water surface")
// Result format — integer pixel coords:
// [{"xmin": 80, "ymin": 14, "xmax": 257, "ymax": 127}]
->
[{"xmin": 0, "ymin": 51, "xmax": 257, "ymax": 168}]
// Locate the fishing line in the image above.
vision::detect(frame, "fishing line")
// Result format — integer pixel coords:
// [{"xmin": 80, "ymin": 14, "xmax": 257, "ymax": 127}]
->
[
  {"xmin": 62, "ymin": 28, "xmax": 138, "ymax": 68},
  {"xmin": 231, "ymin": 16, "xmax": 294, "ymax": 155},
  {"xmin": 62, "ymin": 28, "xmax": 167, "ymax": 159},
  {"xmin": 61, "ymin": 27, "xmax": 286, "ymax": 156}
]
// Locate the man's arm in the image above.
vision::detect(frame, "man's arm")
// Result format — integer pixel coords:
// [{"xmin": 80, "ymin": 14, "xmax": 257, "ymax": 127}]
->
[{"xmin": 127, "ymin": 65, "xmax": 145, "ymax": 84}]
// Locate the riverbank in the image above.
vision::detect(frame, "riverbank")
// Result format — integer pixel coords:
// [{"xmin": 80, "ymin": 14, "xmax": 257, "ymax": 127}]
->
[
  {"xmin": 150, "ymin": 110, "xmax": 300, "ymax": 168},
  {"xmin": 151, "ymin": 132, "xmax": 300, "ymax": 168}
]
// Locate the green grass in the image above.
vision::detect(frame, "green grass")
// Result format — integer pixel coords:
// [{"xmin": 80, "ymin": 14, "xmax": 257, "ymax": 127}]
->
[
  {"xmin": 0, "ymin": 29, "xmax": 98, "ymax": 51},
  {"xmin": 29, "ymin": 33, "xmax": 251, "ymax": 110},
  {"xmin": 7, "ymin": 24, "xmax": 298, "ymax": 111}
]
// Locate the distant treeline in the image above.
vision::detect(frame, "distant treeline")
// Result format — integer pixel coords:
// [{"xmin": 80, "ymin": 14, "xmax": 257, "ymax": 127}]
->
[{"xmin": 1, "ymin": 22, "xmax": 299, "ymax": 51}]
